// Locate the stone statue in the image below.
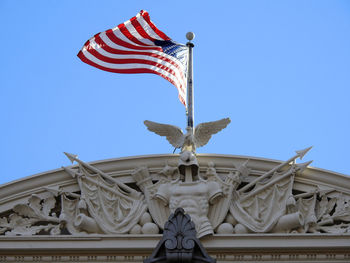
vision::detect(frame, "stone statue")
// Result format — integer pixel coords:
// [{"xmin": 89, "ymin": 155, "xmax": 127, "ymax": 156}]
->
[
  {"xmin": 154, "ymin": 174, "xmax": 223, "ymax": 237},
  {"xmin": 132, "ymin": 158, "xmax": 228, "ymax": 238},
  {"xmin": 144, "ymin": 118, "xmax": 231, "ymax": 152}
]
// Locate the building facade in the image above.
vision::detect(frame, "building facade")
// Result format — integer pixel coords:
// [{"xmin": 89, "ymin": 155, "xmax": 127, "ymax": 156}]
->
[{"xmin": 0, "ymin": 152, "xmax": 349, "ymax": 262}]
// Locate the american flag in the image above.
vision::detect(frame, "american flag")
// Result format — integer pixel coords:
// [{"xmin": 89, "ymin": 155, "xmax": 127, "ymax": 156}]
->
[{"xmin": 78, "ymin": 10, "xmax": 188, "ymax": 107}]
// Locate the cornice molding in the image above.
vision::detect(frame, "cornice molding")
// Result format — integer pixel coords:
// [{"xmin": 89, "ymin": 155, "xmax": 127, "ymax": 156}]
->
[
  {"xmin": 1, "ymin": 234, "xmax": 349, "ymax": 251},
  {"xmin": 0, "ymin": 234, "xmax": 349, "ymax": 262}
]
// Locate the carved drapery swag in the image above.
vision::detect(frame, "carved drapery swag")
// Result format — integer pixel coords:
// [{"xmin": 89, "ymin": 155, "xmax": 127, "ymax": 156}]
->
[
  {"xmin": 230, "ymin": 170, "xmax": 295, "ymax": 232},
  {"xmin": 61, "ymin": 195, "xmax": 81, "ymax": 234},
  {"xmin": 76, "ymin": 169, "xmax": 147, "ymax": 234}
]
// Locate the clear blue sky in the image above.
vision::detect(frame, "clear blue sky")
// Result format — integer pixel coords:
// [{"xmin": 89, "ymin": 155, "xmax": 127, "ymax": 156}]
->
[{"xmin": 1, "ymin": 0, "xmax": 350, "ymax": 184}]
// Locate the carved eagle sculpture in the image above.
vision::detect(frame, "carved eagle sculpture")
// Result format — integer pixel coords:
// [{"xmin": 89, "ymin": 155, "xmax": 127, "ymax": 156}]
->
[{"xmin": 144, "ymin": 118, "xmax": 231, "ymax": 152}]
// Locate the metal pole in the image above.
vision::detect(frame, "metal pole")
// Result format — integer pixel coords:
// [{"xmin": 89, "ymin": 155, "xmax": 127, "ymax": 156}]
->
[{"xmin": 186, "ymin": 32, "xmax": 195, "ymax": 130}]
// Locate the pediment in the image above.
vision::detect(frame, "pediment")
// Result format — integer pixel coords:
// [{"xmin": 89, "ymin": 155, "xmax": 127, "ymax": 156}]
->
[
  {"xmin": 0, "ymin": 152, "xmax": 350, "ymax": 262},
  {"xmin": 0, "ymin": 154, "xmax": 350, "ymax": 237}
]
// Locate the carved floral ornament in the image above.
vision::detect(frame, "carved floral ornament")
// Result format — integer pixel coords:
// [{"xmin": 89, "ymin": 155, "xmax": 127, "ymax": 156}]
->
[{"xmin": 1, "ymin": 147, "xmax": 350, "ymax": 238}]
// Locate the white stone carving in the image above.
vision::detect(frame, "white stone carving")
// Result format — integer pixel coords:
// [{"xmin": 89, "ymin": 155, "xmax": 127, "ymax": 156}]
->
[
  {"xmin": 61, "ymin": 153, "xmax": 147, "ymax": 235},
  {"xmin": 231, "ymin": 163, "xmax": 305, "ymax": 233},
  {"xmin": 1, "ymin": 147, "xmax": 350, "ymax": 238},
  {"xmin": 144, "ymin": 118, "xmax": 231, "ymax": 152},
  {"xmin": 0, "ymin": 192, "xmax": 61, "ymax": 236},
  {"xmin": 132, "ymin": 165, "xmax": 170, "ymax": 231},
  {"xmin": 155, "ymin": 176, "xmax": 222, "ymax": 237}
]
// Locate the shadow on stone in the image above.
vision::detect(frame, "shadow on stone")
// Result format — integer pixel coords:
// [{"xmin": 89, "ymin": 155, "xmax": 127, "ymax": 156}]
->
[{"xmin": 144, "ymin": 208, "xmax": 216, "ymax": 263}]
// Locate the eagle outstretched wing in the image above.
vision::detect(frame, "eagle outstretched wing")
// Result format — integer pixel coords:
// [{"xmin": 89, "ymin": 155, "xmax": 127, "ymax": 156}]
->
[
  {"xmin": 144, "ymin": 120, "xmax": 185, "ymax": 148},
  {"xmin": 194, "ymin": 118, "xmax": 231, "ymax": 148}
]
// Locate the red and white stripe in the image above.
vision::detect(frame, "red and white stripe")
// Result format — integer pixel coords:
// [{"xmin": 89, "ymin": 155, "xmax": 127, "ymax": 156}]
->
[{"xmin": 78, "ymin": 10, "xmax": 187, "ymax": 107}]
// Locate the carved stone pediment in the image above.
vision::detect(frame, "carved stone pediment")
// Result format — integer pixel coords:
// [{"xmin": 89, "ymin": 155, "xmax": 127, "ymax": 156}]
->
[{"xmin": 0, "ymin": 150, "xmax": 350, "ymax": 239}]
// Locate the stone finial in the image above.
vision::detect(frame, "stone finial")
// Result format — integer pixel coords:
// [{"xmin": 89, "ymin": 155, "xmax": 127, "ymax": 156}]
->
[{"xmin": 144, "ymin": 208, "xmax": 216, "ymax": 263}]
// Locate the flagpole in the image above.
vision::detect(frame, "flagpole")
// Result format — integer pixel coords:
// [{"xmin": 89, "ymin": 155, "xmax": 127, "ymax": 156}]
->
[{"xmin": 186, "ymin": 32, "xmax": 195, "ymax": 130}]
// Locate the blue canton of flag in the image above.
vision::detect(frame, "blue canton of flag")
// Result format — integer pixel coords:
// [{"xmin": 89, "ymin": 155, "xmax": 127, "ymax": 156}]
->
[{"xmin": 154, "ymin": 40, "xmax": 188, "ymax": 79}]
